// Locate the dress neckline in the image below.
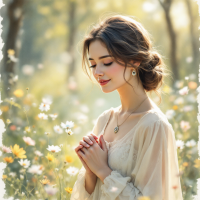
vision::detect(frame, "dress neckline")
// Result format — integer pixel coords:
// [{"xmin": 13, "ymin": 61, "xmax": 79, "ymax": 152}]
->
[{"xmin": 100, "ymin": 106, "xmax": 157, "ymax": 147}]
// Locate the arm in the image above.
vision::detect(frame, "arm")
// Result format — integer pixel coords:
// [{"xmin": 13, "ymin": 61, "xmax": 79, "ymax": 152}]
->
[
  {"xmin": 97, "ymin": 120, "xmax": 183, "ymax": 200},
  {"xmin": 85, "ymin": 172, "xmax": 97, "ymax": 194},
  {"xmin": 70, "ymin": 110, "xmax": 108, "ymax": 200},
  {"xmin": 70, "ymin": 166, "xmax": 95, "ymax": 200}
]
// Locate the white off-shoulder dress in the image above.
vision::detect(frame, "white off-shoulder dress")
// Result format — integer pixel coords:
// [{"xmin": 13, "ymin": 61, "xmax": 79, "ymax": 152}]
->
[{"xmin": 70, "ymin": 104, "xmax": 183, "ymax": 200}]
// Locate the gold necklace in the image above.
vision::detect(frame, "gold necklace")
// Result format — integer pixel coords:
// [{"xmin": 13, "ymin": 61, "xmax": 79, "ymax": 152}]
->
[{"xmin": 114, "ymin": 96, "xmax": 148, "ymax": 133}]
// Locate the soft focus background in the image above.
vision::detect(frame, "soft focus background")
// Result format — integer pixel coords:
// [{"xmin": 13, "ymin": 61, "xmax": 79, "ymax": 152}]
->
[{"xmin": 0, "ymin": 0, "xmax": 199, "ymax": 199}]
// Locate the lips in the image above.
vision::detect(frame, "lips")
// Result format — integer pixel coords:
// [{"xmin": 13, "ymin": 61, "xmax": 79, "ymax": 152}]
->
[{"xmin": 99, "ymin": 79, "xmax": 111, "ymax": 83}]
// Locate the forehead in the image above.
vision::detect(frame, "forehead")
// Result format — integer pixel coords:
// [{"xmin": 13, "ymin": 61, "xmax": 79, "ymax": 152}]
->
[{"xmin": 88, "ymin": 40, "xmax": 109, "ymax": 59}]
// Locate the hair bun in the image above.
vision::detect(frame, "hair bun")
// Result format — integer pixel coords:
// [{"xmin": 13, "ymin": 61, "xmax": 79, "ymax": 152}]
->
[{"xmin": 148, "ymin": 51, "xmax": 161, "ymax": 70}]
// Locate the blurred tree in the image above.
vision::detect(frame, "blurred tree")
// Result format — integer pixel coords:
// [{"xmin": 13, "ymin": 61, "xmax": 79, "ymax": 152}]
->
[
  {"xmin": 66, "ymin": 0, "xmax": 93, "ymax": 81},
  {"xmin": 184, "ymin": 0, "xmax": 199, "ymax": 73},
  {"xmin": 1, "ymin": 0, "xmax": 25, "ymax": 97},
  {"xmin": 158, "ymin": 0, "xmax": 179, "ymax": 81}
]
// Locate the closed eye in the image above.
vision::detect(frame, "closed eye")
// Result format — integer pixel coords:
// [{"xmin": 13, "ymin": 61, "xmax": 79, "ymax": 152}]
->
[{"xmin": 89, "ymin": 62, "xmax": 113, "ymax": 68}]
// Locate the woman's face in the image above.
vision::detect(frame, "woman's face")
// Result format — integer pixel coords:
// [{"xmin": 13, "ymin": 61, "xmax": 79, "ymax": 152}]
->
[{"xmin": 88, "ymin": 40, "xmax": 134, "ymax": 93}]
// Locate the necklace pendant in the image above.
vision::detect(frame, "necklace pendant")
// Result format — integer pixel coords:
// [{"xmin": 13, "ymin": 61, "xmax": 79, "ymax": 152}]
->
[{"xmin": 114, "ymin": 126, "xmax": 119, "ymax": 133}]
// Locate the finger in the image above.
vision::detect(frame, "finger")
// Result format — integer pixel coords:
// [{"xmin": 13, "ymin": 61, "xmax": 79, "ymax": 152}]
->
[
  {"xmin": 75, "ymin": 145, "xmax": 83, "ymax": 153},
  {"xmin": 79, "ymin": 140, "xmax": 91, "ymax": 148},
  {"xmin": 80, "ymin": 147, "xmax": 87, "ymax": 153},
  {"xmin": 88, "ymin": 135, "xmax": 97, "ymax": 143},
  {"xmin": 78, "ymin": 149, "xmax": 85, "ymax": 157},
  {"xmin": 83, "ymin": 136, "xmax": 94, "ymax": 145},
  {"xmin": 90, "ymin": 133, "xmax": 98, "ymax": 139}
]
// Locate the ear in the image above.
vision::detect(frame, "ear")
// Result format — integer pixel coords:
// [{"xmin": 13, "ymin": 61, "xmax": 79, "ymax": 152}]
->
[{"xmin": 130, "ymin": 60, "xmax": 141, "ymax": 68}]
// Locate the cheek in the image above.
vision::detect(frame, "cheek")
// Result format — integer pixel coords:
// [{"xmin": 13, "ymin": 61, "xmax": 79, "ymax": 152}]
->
[{"xmin": 108, "ymin": 64, "xmax": 123, "ymax": 76}]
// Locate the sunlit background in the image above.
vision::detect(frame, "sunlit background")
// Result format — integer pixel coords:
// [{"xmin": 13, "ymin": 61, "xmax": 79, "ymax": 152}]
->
[{"xmin": 0, "ymin": 0, "xmax": 199, "ymax": 199}]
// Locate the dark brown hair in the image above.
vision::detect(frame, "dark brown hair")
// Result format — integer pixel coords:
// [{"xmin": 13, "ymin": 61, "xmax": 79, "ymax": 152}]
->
[{"xmin": 81, "ymin": 14, "xmax": 171, "ymax": 105}]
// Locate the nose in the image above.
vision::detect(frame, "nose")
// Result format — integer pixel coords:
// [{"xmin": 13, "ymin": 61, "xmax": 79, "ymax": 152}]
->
[{"xmin": 93, "ymin": 63, "xmax": 103, "ymax": 78}]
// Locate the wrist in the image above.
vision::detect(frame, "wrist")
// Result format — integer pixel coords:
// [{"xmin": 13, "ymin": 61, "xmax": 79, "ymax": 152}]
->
[
  {"xmin": 97, "ymin": 167, "xmax": 112, "ymax": 183},
  {"xmin": 86, "ymin": 171, "xmax": 97, "ymax": 177}
]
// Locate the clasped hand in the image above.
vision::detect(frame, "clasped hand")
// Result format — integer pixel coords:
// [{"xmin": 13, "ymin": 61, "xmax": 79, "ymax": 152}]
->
[{"xmin": 75, "ymin": 133, "xmax": 108, "ymax": 178}]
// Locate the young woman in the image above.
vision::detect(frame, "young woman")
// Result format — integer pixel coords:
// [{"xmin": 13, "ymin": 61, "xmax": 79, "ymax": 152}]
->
[{"xmin": 71, "ymin": 14, "xmax": 183, "ymax": 200}]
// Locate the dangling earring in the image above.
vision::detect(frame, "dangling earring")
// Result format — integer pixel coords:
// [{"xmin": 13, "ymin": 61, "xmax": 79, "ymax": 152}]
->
[{"xmin": 132, "ymin": 70, "xmax": 136, "ymax": 76}]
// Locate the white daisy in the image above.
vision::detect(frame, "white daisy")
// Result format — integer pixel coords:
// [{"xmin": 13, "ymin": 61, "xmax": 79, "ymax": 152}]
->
[
  {"xmin": 179, "ymin": 86, "xmax": 189, "ymax": 95},
  {"xmin": 34, "ymin": 150, "xmax": 43, "ymax": 157},
  {"xmin": 180, "ymin": 120, "xmax": 191, "ymax": 132},
  {"xmin": 39, "ymin": 103, "xmax": 50, "ymax": 112},
  {"xmin": 9, "ymin": 172, "xmax": 16, "ymax": 177},
  {"xmin": 46, "ymin": 145, "xmax": 61, "ymax": 153},
  {"xmin": 44, "ymin": 185, "xmax": 58, "ymax": 196},
  {"xmin": 18, "ymin": 159, "xmax": 30, "ymax": 168},
  {"xmin": 23, "ymin": 136, "xmax": 35, "ymax": 146},
  {"xmin": 42, "ymin": 98, "xmax": 52, "ymax": 105},
  {"xmin": 27, "ymin": 165, "xmax": 43, "ymax": 175},
  {"xmin": 49, "ymin": 113, "xmax": 58, "ymax": 120},
  {"xmin": 54, "ymin": 125, "xmax": 63, "ymax": 134},
  {"xmin": 183, "ymin": 105, "xmax": 194, "ymax": 112},
  {"xmin": 45, "ymin": 132, "xmax": 51, "ymax": 135},
  {"xmin": 176, "ymin": 140, "xmax": 184, "ymax": 150},
  {"xmin": 38, "ymin": 113, "xmax": 48, "ymax": 120},
  {"xmin": 61, "ymin": 121, "xmax": 74, "ymax": 129},
  {"xmin": 65, "ymin": 129, "xmax": 73, "ymax": 135},
  {"xmin": 20, "ymin": 174, "xmax": 24, "ymax": 180},
  {"xmin": 165, "ymin": 110, "xmax": 176, "ymax": 120},
  {"xmin": 1, "ymin": 145, "xmax": 12, "ymax": 153},
  {"xmin": 185, "ymin": 139, "xmax": 196, "ymax": 147},
  {"xmin": 66, "ymin": 166, "xmax": 79, "ymax": 176}
]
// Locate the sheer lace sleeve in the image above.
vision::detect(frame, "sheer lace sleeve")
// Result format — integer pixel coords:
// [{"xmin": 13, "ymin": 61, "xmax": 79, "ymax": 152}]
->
[
  {"xmin": 70, "ymin": 166, "xmax": 94, "ymax": 200},
  {"xmin": 100, "ymin": 119, "xmax": 183, "ymax": 200},
  {"xmin": 70, "ymin": 109, "xmax": 109, "ymax": 200}
]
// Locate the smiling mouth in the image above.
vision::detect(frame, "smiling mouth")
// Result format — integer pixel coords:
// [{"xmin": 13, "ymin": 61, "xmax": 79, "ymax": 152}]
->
[
  {"xmin": 99, "ymin": 79, "xmax": 111, "ymax": 85},
  {"xmin": 99, "ymin": 79, "xmax": 111, "ymax": 83}
]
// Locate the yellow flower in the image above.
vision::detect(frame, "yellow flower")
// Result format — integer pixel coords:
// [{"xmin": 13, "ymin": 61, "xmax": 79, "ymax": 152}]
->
[
  {"xmin": 3, "ymin": 157, "xmax": 14, "ymax": 164},
  {"xmin": 1, "ymin": 106, "xmax": 9, "ymax": 112},
  {"xmin": 138, "ymin": 196, "xmax": 151, "ymax": 200},
  {"xmin": 13, "ymin": 89, "xmax": 24, "ymax": 98},
  {"xmin": 10, "ymin": 144, "xmax": 27, "ymax": 159},
  {"xmin": 25, "ymin": 126, "xmax": 31, "ymax": 133},
  {"xmin": 163, "ymin": 85, "xmax": 171, "ymax": 93},
  {"xmin": 194, "ymin": 159, "xmax": 200, "ymax": 168},
  {"xmin": 182, "ymin": 162, "xmax": 189, "ymax": 167},
  {"xmin": 46, "ymin": 153, "xmax": 54, "ymax": 161},
  {"xmin": 65, "ymin": 187, "xmax": 73, "ymax": 194},
  {"xmin": 7, "ymin": 49, "xmax": 15, "ymax": 56},
  {"xmin": 40, "ymin": 178, "xmax": 50, "ymax": 185},
  {"xmin": 2, "ymin": 175, "xmax": 7, "ymax": 180},
  {"xmin": 172, "ymin": 105, "xmax": 178, "ymax": 110},
  {"xmin": 138, "ymin": 197, "xmax": 151, "ymax": 200},
  {"xmin": 6, "ymin": 119, "xmax": 11, "ymax": 124},
  {"xmin": 65, "ymin": 155, "xmax": 73, "ymax": 163}
]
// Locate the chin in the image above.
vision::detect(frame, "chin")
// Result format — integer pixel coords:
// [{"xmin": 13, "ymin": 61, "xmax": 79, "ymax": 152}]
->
[{"xmin": 101, "ymin": 87, "xmax": 116, "ymax": 93}]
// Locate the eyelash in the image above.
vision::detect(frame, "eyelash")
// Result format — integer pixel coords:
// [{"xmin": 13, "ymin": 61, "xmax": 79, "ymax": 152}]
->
[{"xmin": 89, "ymin": 62, "xmax": 113, "ymax": 68}]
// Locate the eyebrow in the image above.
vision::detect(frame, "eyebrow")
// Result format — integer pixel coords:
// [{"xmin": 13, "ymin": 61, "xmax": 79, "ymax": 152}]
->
[{"xmin": 88, "ymin": 55, "xmax": 113, "ymax": 60}]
